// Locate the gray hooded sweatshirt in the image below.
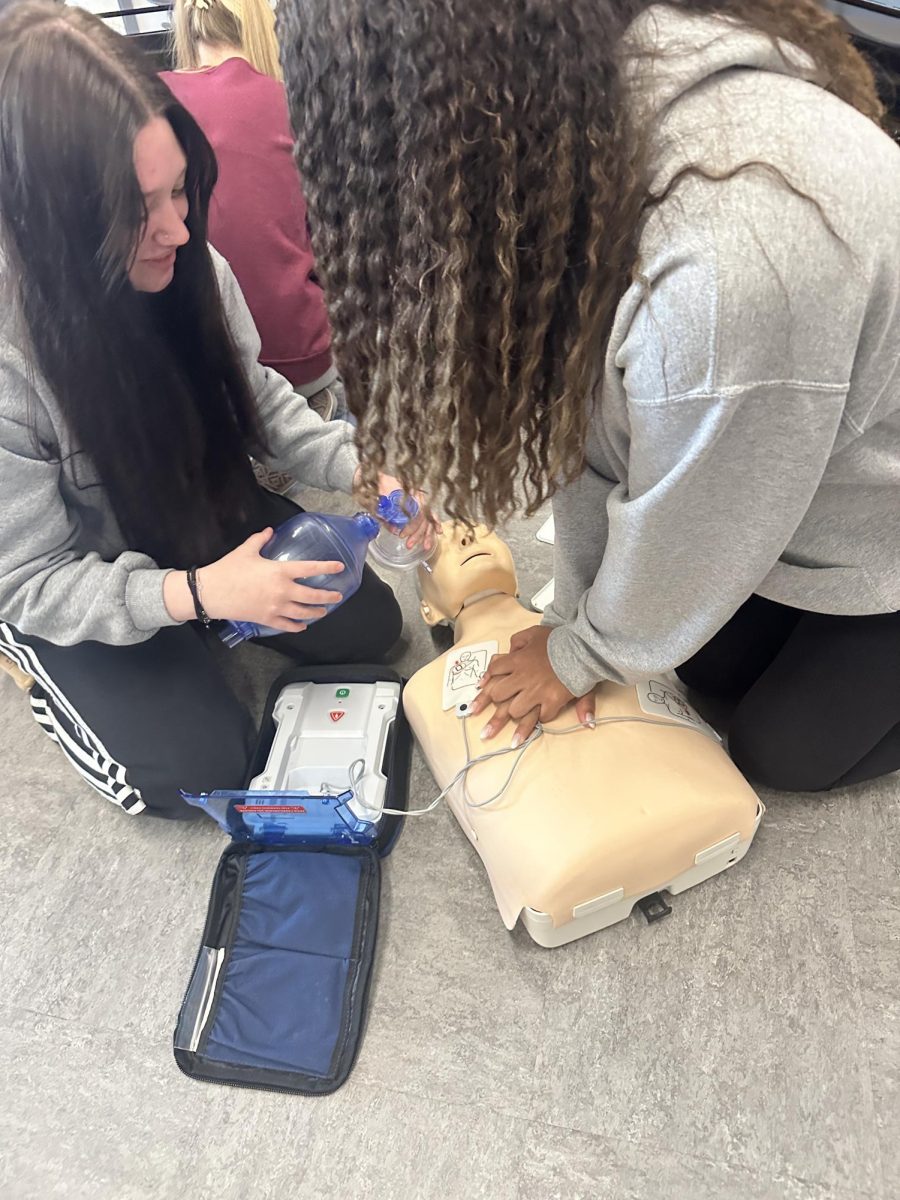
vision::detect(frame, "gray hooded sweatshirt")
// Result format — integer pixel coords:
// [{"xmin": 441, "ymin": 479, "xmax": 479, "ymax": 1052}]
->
[
  {"xmin": 546, "ymin": 5, "xmax": 900, "ymax": 696},
  {"xmin": 0, "ymin": 249, "xmax": 358, "ymax": 645}
]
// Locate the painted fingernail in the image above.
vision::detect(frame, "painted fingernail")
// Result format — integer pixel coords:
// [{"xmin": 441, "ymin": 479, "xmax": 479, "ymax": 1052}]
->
[
  {"xmin": 511, "ymin": 733, "xmax": 522, "ymax": 749},
  {"xmin": 480, "ymin": 725, "xmax": 493, "ymax": 741},
  {"xmin": 584, "ymin": 716, "xmax": 596, "ymax": 729}
]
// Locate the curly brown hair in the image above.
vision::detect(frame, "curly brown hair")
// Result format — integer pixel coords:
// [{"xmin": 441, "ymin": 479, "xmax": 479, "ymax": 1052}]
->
[{"xmin": 279, "ymin": 0, "xmax": 882, "ymax": 525}]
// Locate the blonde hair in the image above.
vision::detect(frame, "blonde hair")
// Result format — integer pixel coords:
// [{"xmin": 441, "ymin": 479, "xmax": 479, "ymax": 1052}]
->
[{"xmin": 172, "ymin": 0, "xmax": 282, "ymax": 81}]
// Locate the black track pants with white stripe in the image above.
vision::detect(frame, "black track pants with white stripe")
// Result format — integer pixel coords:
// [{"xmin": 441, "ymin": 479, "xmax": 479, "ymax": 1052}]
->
[
  {"xmin": 0, "ymin": 621, "xmax": 254, "ymax": 817},
  {"xmin": 0, "ymin": 545, "xmax": 402, "ymax": 818}
]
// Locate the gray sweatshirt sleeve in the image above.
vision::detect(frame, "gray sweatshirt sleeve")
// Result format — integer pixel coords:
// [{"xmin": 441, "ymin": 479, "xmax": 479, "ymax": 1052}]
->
[
  {"xmin": 215, "ymin": 251, "xmax": 359, "ymax": 493},
  {"xmin": 547, "ymin": 382, "xmax": 847, "ymax": 693},
  {"xmin": 0, "ymin": 365, "xmax": 177, "ymax": 645},
  {"xmin": 0, "ymin": 254, "xmax": 357, "ymax": 647},
  {"xmin": 546, "ymin": 174, "xmax": 856, "ymax": 694}
]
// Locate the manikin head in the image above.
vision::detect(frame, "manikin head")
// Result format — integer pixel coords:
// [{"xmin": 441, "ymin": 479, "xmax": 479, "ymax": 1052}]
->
[{"xmin": 418, "ymin": 525, "xmax": 518, "ymax": 627}]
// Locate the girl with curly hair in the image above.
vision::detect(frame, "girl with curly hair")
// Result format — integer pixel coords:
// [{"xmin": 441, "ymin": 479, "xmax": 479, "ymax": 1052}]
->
[{"xmin": 279, "ymin": 0, "xmax": 900, "ymax": 793}]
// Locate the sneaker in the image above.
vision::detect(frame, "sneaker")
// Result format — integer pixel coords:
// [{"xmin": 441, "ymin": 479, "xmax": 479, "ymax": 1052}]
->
[
  {"xmin": 306, "ymin": 385, "xmax": 337, "ymax": 422},
  {"xmin": 252, "ymin": 459, "xmax": 295, "ymax": 496}
]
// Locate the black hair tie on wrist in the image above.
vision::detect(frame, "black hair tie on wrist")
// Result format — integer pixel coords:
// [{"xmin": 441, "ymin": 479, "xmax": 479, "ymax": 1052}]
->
[{"xmin": 187, "ymin": 566, "xmax": 212, "ymax": 627}]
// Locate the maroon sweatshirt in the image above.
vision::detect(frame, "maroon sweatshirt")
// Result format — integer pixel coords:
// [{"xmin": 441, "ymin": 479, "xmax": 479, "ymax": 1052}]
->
[{"xmin": 162, "ymin": 59, "xmax": 333, "ymax": 388}]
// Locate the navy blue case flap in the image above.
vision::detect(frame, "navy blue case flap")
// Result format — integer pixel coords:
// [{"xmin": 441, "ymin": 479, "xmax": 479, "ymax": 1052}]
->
[{"xmin": 174, "ymin": 841, "xmax": 379, "ymax": 1095}]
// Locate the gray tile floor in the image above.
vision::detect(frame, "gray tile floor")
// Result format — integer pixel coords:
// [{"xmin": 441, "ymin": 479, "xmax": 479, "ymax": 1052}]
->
[{"xmin": 2, "ymin": 499, "xmax": 898, "ymax": 1200}]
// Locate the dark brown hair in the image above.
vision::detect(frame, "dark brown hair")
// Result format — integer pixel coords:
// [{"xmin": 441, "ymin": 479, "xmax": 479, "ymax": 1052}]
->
[
  {"xmin": 0, "ymin": 1, "xmax": 266, "ymax": 567},
  {"xmin": 279, "ymin": 0, "xmax": 882, "ymax": 525}
]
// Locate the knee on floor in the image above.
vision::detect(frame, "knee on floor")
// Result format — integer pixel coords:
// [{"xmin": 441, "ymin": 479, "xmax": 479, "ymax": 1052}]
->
[
  {"xmin": 133, "ymin": 720, "xmax": 252, "ymax": 819},
  {"xmin": 351, "ymin": 582, "xmax": 404, "ymax": 662},
  {"xmin": 728, "ymin": 707, "xmax": 836, "ymax": 793}
]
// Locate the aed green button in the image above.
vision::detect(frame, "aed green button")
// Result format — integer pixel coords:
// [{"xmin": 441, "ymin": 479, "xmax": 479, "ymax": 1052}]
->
[{"xmin": 335, "ymin": 687, "xmax": 350, "ymax": 699}]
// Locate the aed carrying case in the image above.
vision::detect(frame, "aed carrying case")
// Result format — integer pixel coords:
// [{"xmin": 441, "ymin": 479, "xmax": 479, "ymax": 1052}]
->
[{"xmin": 173, "ymin": 664, "xmax": 411, "ymax": 1095}]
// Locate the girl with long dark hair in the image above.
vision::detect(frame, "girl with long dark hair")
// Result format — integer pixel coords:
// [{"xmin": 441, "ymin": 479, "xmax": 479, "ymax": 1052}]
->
[
  {"xmin": 279, "ymin": 0, "xmax": 900, "ymax": 793},
  {"xmin": 0, "ymin": 2, "xmax": 424, "ymax": 817}
]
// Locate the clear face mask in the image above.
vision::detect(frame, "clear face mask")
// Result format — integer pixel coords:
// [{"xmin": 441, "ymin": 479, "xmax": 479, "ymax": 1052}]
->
[{"xmin": 366, "ymin": 491, "xmax": 436, "ymax": 573}]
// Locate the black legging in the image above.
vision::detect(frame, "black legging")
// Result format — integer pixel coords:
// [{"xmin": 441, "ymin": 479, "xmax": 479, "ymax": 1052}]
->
[{"xmin": 676, "ymin": 595, "xmax": 900, "ymax": 792}]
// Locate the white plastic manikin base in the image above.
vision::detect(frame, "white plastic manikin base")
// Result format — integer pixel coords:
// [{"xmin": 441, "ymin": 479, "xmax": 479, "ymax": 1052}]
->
[{"xmin": 520, "ymin": 800, "xmax": 765, "ymax": 947}]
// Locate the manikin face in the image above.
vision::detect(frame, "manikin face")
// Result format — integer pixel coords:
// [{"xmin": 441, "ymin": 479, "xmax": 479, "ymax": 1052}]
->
[
  {"xmin": 128, "ymin": 117, "xmax": 190, "ymax": 292},
  {"xmin": 418, "ymin": 524, "xmax": 518, "ymax": 625}
]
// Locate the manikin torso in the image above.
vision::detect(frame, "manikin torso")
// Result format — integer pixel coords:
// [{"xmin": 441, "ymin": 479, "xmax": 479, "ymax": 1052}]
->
[{"xmin": 403, "ymin": 536, "xmax": 760, "ymax": 932}]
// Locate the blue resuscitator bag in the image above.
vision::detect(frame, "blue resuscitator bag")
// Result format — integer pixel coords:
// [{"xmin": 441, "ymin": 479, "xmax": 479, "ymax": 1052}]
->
[{"xmin": 220, "ymin": 493, "xmax": 434, "ymax": 649}]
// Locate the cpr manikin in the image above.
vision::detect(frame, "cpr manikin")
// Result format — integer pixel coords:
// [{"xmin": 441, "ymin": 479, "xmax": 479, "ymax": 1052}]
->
[{"xmin": 402, "ymin": 525, "xmax": 763, "ymax": 946}]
